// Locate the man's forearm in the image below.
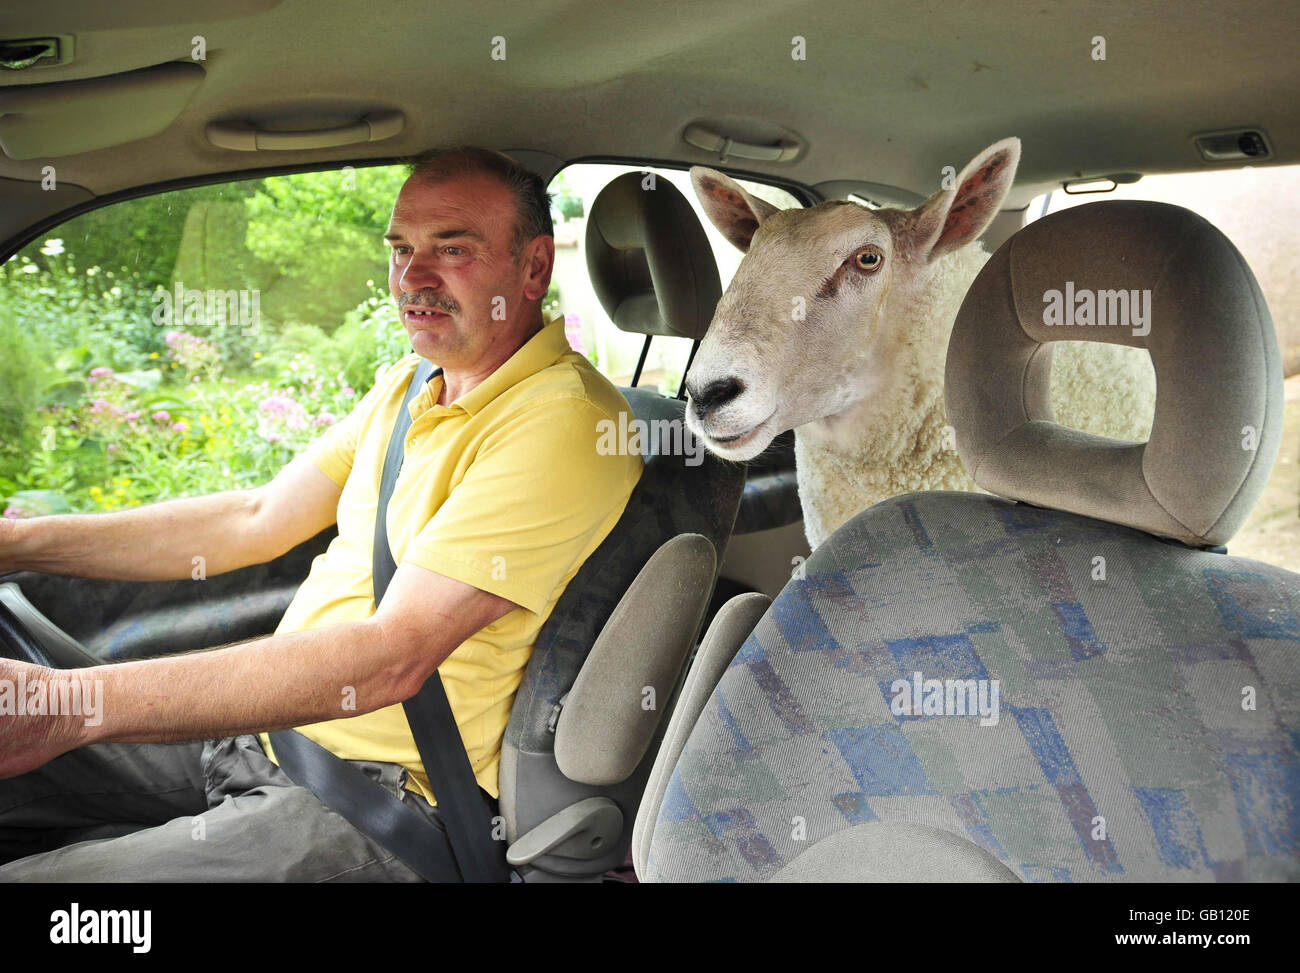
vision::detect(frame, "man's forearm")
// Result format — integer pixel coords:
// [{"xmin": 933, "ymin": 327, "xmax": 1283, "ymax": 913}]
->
[
  {"xmin": 79, "ymin": 619, "xmax": 426, "ymax": 745},
  {"xmin": 0, "ymin": 563, "xmax": 513, "ymax": 781},
  {"xmin": 0, "ymin": 489, "xmax": 270, "ymax": 581}
]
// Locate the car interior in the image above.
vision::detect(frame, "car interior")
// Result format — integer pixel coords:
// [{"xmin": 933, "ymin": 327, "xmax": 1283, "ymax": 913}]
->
[{"xmin": 0, "ymin": 0, "xmax": 1297, "ymax": 886}]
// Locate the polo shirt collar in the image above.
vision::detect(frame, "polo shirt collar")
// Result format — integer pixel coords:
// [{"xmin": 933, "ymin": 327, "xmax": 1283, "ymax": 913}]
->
[{"xmin": 411, "ymin": 313, "xmax": 570, "ymax": 419}]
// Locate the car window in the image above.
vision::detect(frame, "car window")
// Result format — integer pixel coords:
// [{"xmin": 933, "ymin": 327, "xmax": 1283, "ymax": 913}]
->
[
  {"xmin": 546, "ymin": 163, "xmax": 803, "ymax": 395},
  {"xmin": 0, "ymin": 162, "xmax": 802, "ymax": 519},
  {"xmin": 0, "ymin": 165, "xmax": 410, "ymax": 517},
  {"xmin": 1024, "ymin": 164, "xmax": 1300, "ymax": 571}
]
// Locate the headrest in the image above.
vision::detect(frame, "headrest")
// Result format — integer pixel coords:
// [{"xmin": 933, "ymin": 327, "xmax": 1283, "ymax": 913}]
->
[
  {"xmin": 585, "ymin": 172, "xmax": 721, "ymax": 340},
  {"xmin": 945, "ymin": 200, "xmax": 1283, "ymax": 548}
]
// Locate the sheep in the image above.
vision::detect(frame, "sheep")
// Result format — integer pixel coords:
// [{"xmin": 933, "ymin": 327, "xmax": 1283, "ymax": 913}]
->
[{"xmin": 683, "ymin": 137, "xmax": 1156, "ymax": 547}]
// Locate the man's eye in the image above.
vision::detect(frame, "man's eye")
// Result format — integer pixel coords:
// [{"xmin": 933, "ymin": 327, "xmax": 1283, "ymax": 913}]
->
[{"xmin": 444, "ymin": 246, "xmax": 467, "ymax": 256}]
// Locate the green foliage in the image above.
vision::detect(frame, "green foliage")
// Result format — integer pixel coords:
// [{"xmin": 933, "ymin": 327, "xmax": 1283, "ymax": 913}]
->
[
  {"xmin": 0, "ymin": 302, "xmax": 42, "ymax": 448},
  {"xmin": 243, "ymin": 167, "xmax": 405, "ymax": 276},
  {"xmin": 0, "ymin": 339, "xmax": 368, "ymax": 517},
  {"xmin": 330, "ymin": 284, "xmax": 412, "ymax": 391},
  {"xmin": 0, "ymin": 162, "xmax": 512, "ymax": 520},
  {"xmin": 543, "ymin": 280, "xmax": 561, "ymax": 317},
  {"xmin": 241, "ymin": 167, "xmax": 403, "ymax": 331},
  {"xmin": 168, "ymin": 198, "xmax": 280, "ymax": 370},
  {"xmin": 11, "ymin": 181, "xmax": 259, "ymax": 291},
  {"xmin": 0, "ymin": 251, "xmax": 161, "ymax": 369},
  {"xmin": 556, "ymin": 195, "xmax": 584, "ymax": 220},
  {"xmin": 0, "ymin": 278, "xmax": 414, "ymax": 518}
]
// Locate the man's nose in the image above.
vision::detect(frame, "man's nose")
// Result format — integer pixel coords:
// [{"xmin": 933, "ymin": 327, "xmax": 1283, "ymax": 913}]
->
[{"xmin": 399, "ymin": 251, "xmax": 444, "ymax": 291}]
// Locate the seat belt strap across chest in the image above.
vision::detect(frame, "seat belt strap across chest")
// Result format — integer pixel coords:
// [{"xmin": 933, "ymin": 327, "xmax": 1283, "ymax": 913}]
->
[{"xmin": 269, "ymin": 358, "xmax": 508, "ymax": 883}]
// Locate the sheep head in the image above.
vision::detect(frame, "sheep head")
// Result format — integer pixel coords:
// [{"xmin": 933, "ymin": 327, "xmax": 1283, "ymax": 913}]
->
[{"xmin": 684, "ymin": 137, "xmax": 1021, "ymax": 460}]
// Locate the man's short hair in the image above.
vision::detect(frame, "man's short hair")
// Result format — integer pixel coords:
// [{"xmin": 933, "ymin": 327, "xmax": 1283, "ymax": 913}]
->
[{"xmin": 406, "ymin": 146, "xmax": 554, "ymax": 257}]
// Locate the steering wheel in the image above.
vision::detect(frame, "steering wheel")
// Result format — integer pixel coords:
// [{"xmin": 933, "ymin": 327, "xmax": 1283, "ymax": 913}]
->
[
  {"xmin": 0, "ymin": 596, "xmax": 54, "ymax": 665},
  {"xmin": 0, "ymin": 583, "xmax": 100, "ymax": 668}
]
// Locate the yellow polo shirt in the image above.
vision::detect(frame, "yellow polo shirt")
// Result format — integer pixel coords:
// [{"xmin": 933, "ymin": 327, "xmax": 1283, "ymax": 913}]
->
[{"xmin": 259, "ymin": 314, "xmax": 642, "ymax": 803}]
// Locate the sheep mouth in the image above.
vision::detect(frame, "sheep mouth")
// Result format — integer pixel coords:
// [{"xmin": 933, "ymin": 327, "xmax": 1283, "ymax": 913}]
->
[
  {"xmin": 700, "ymin": 412, "xmax": 776, "ymax": 454},
  {"xmin": 712, "ymin": 426, "xmax": 761, "ymax": 445}
]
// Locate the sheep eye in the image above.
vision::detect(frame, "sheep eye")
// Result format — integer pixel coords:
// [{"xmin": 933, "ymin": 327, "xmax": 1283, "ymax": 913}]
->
[{"xmin": 854, "ymin": 248, "xmax": 883, "ymax": 271}]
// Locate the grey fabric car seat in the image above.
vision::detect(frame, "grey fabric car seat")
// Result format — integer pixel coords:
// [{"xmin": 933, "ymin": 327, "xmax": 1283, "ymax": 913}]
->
[
  {"xmin": 635, "ymin": 200, "xmax": 1300, "ymax": 882},
  {"xmin": 497, "ymin": 171, "xmax": 746, "ymax": 880}
]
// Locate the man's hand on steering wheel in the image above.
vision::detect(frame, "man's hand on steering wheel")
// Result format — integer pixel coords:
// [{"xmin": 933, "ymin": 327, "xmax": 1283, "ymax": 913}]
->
[{"xmin": 0, "ymin": 658, "xmax": 94, "ymax": 779}]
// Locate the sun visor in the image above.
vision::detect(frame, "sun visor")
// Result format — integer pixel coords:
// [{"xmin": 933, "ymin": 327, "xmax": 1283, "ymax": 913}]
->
[{"xmin": 0, "ymin": 61, "xmax": 203, "ymax": 160}]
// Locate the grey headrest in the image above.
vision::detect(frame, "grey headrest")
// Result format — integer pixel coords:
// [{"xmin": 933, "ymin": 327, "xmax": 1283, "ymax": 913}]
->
[
  {"xmin": 946, "ymin": 200, "xmax": 1282, "ymax": 547},
  {"xmin": 585, "ymin": 172, "xmax": 721, "ymax": 340}
]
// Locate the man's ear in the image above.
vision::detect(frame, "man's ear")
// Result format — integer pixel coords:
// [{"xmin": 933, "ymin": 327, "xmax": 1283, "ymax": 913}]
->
[
  {"xmin": 520, "ymin": 234, "xmax": 555, "ymax": 302},
  {"xmin": 690, "ymin": 166, "xmax": 782, "ymax": 253},
  {"xmin": 900, "ymin": 137, "xmax": 1021, "ymax": 263}
]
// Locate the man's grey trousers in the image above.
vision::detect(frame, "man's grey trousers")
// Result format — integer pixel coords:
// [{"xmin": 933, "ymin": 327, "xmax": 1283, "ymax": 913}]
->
[{"xmin": 0, "ymin": 734, "xmax": 440, "ymax": 881}]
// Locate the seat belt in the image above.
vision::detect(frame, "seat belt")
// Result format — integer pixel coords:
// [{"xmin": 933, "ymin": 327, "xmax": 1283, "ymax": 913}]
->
[{"xmin": 269, "ymin": 359, "xmax": 509, "ymax": 883}]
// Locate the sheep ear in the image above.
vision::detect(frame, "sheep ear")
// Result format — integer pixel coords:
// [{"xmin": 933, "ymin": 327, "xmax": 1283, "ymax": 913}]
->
[
  {"xmin": 904, "ymin": 137, "xmax": 1021, "ymax": 262},
  {"xmin": 690, "ymin": 166, "xmax": 781, "ymax": 252}
]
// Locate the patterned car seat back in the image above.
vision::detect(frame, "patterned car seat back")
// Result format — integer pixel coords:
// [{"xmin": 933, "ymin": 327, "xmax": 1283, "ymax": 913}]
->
[{"xmin": 638, "ymin": 201, "xmax": 1300, "ymax": 882}]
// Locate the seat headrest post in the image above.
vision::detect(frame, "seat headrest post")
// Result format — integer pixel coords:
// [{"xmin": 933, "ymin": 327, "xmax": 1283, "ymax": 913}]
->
[{"xmin": 630, "ymin": 334, "xmax": 652, "ymax": 388}]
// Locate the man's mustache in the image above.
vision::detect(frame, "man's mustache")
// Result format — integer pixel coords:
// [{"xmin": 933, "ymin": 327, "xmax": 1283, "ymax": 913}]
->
[{"xmin": 398, "ymin": 292, "xmax": 459, "ymax": 314}]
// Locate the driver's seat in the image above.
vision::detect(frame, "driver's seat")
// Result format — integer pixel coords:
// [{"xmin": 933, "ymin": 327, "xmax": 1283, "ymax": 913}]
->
[{"xmin": 492, "ymin": 165, "xmax": 745, "ymax": 880}]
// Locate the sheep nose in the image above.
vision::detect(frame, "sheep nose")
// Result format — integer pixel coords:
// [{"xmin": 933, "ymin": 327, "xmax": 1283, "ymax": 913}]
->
[{"xmin": 688, "ymin": 377, "xmax": 745, "ymax": 417}]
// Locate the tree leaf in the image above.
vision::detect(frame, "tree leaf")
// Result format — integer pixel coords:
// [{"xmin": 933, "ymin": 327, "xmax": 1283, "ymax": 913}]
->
[
  {"xmin": 112, "ymin": 369, "xmax": 163, "ymax": 390},
  {"xmin": 4, "ymin": 488, "xmax": 73, "ymax": 516}
]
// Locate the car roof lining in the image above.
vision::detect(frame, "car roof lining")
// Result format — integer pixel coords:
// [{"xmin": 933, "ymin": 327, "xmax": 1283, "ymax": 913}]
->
[
  {"xmin": 0, "ymin": 153, "xmax": 820, "ymax": 260},
  {"xmin": 0, "ymin": 0, "xmax": 1296, "ymax": 246}
]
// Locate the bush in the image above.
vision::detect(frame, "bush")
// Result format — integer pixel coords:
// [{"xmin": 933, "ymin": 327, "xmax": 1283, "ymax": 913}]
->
[
  {"xmin": 0, "ymin": 249, "xmax": 156, "ymax": 371},
  {"xmin": 0, "ymin": 302, "xmax": 42, "ymax": 448},
  {"xmin": 0, "ymin": 166, "xmax": 426, "ymax": 518},
  {"xmin": 331, "ymin": 284, "xmax": 411, "ymax": 392}
]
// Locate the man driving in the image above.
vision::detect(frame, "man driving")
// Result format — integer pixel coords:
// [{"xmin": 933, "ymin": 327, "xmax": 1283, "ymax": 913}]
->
[{"xmin": 0, "ymin": 147, "xmax": 643, "ymax": 881}]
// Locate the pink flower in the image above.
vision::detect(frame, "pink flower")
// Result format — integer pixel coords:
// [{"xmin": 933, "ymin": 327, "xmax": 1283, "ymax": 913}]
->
[
  {"xmin": 165, "ymin": 330, "xmax": 180, "ymax": 344},
  {"xmin": 124, "ymin": 411, "xmax": 141, "ymax": 422},
  {"xmin": 564, "ymin": 313, "xmax": 586, "ymax": 355},
  {"xmin": 89, "ymin": 366, "xmax": 114, "ymax": 379},
  {"xmin": 172, "ymin": 421, "xmax": 189, "ymax": 432},
  {"xmin": 2, "ymin": 505, "xmax": 25, "ymax": 519},
  {"xmin": 258, "ymin": 394, "xmax": 299, "ymax": 416},
  {"xmin": 107, "ymin": 443, "xmax": 119, "ymax": 454},
  {"xmin": 152, "ymin": 410, "xmax": 171, "ymax": 422}
]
